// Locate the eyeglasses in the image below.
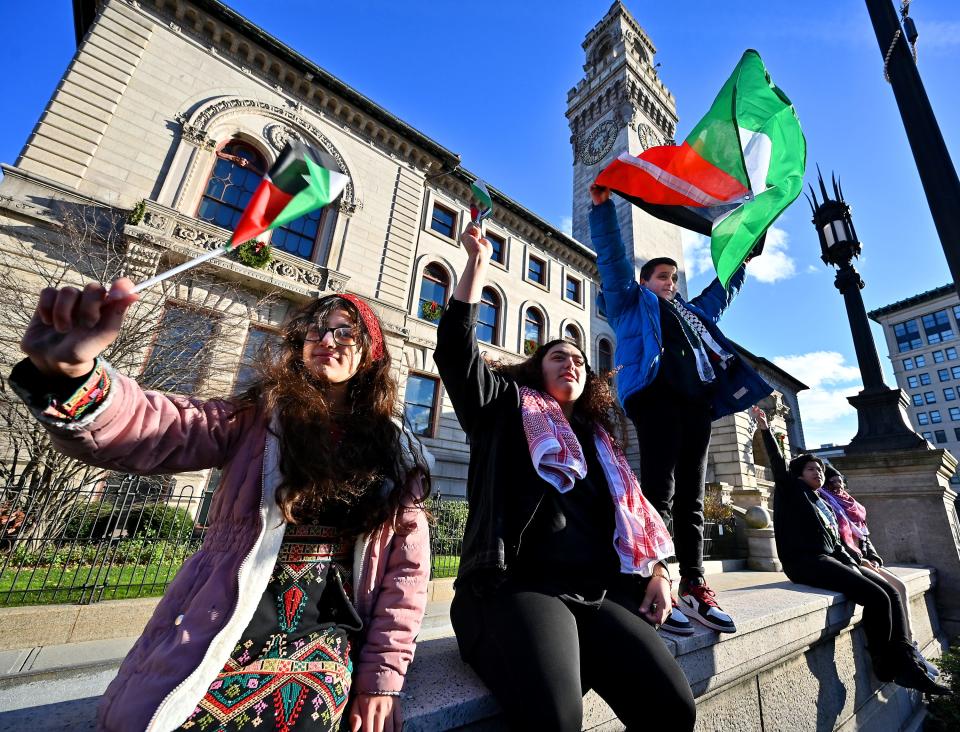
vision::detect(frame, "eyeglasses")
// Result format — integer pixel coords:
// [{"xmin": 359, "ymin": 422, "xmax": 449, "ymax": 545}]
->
[{"xmin": 304, "ymin": 325, "xmax": 358, "ymax": 347}]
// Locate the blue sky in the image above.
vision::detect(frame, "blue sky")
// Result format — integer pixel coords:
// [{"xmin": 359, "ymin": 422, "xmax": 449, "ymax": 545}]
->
[{"xmin": 2, "ymin": 1, "xmax": 959, "ymax": 448}]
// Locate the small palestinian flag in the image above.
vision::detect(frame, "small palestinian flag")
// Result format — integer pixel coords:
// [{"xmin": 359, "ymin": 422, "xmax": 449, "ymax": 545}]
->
[
  {"xmin": 595, "ymin": 49, "xmax": 805, "ymax": 286},
  {"xmin": 470, "ymin": 179, "xmax": 494, "ymax": 225},
  {"xmin": 231, "ymin": 139, "xmax": 350, "ymax": 247}
]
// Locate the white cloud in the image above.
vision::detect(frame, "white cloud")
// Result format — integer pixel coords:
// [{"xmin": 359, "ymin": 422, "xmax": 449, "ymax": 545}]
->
[
  {"xmin": 681, "ymin": 229, "xmax": 713, "ymax": 278},
  {"xmin": 772, "ymin": 351, "xmax": 863, "ymax": 448},
  {"xmin": 681, "ymin": 224, "xmax": 797, "ymax": 284},
  {"xmin": 746, "ymin": 225, "xmax": 796, "ymax": 283},
  {"xmin": 921, "ymin": 20, "xmax": 960, "ymax": 51},
  {"xmin": 560, "ymin": 216, "xmax": 573, "ymax": 237}
]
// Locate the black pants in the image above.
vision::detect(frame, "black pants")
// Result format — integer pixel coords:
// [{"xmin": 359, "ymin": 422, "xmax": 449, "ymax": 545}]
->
[
  {"xmin": 627, "ymin": 388, "xmax": 711, "ymax": 579},
  {"xmin": 450, "ymin": 583, "xmax": 696, "ymax": 732},
  {"xmin": 784, "ymin": 554, "xmax": 910, "ymax": 656}
]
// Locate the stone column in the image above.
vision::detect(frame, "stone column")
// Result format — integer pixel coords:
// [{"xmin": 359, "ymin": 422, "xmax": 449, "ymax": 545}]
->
[{"xmin": 832, "ymin": 447, "xmax": 960, "ymax": 639}]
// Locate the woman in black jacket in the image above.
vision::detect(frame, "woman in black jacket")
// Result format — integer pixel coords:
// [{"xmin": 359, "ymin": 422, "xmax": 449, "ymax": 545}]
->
[
  {"xmin": 751, "ymin": 406, "xmax": 945, "ymax": 695},
  {"xmin": 433, "ymin": 221, "xmax": 695, "ymax": 731}
]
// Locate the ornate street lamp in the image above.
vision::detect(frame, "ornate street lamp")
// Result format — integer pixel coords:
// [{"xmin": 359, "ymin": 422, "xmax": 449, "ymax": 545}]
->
[{"xmin": 809, "ymin": 170, "xmax": 926, "ymax": 453}]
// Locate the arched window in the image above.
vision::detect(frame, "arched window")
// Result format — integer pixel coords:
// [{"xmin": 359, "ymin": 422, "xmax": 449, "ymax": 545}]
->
[
  {"xmin": 197, "ymin": 140, "xmax": 267, "ymax": 231},
  {"xmin": 524, "ymin": 308, "xmax": 544, "ymax": 356},
  {"xmin": 563, "ymin": 324, "xmax": 582, "ymax": 348},
  {"xmin": 598, "ymin": 338, "xmax": 613, "ymax": 373},
  {"xmin": 419, "ymin": 263, "xmax": 449, "ymax": 322},
  {"xmin": 271, "ymin": 206, "xmax": 326, "ymax": 260},
  {"xmin": 477, "ymin": 287, "xmax": 501, "ymax": 344}
]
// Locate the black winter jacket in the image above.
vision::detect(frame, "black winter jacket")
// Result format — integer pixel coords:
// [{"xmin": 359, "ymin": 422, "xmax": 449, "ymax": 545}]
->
[
  {"xmin": 757, "ymin": 429, "xmax": 857, "ymax": 568},
  {"xmin": 433, "ymin": 298, "xmax": 558, "ymax": 584}
]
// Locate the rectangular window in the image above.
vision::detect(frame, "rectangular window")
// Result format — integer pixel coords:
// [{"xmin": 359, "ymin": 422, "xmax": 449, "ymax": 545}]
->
[
  {"xmin": 953, "ymin": 366, "xmax": 960, "ymax": 380},
  {"xmin": 917, "ymin": 412, "xmax": 929, "ymax": 425},
  {"xmin": 404, "ymin": 373, "xmax": 440, "ymax": 437},
  {"xmin": 931, "ymin": 410, "xmax": 943, "ymax": 423},
  {"xmin": 925, "ymin": 391, "xmax": 937, "ymax": 404},
  {"xmin": 950, "ymin": 407, "xmax": 960, "ymax": 421},
  {"xmin": 954, "ymin": 305, "xmax": 960, "ymax": 323},
  {"xmin": 527, "ymin": 255, "xmax": 546, "ymax": 285},
  {"xmin": 565, "ymin": 275, "xmax": 582, "ymax": 304},
  {"xmin": 234, "ymin": 327, "xmax": 281, "ymax": 394},
  {"xmin": 939, "ymin": 369, "xmax": 950, "ymax": 382},
  {"xmin": 894, "ymin": 319, "xmax": 922, "ymax": 352},
  {"xmin": 946, "ymin": 388, "xmax": 956, "ymax": 401},
  {"xmin": 916, "ymin": 354, "xmax": 927, "ymax": 367},
  {"xmin": 923, "ymin": 309, "xmax": 954, "ymax": 344},
  {"xmin": 920, "ymin": 373, "xmax": 932, "ymax": 385},
  {"xmin": 141, "ymin": 303, "xmax": 219, "ymax": 395},
  {"xmin": 907, "ymin": 375, "xmax": 919, "ymax": 388},
  {"xmin": 947, "ymin": 347, "xmax": 958, "ymax": 360},
  {"xmin": 935, "ymin": 429, "xmax": 947, "ymax": 444},
  {"xmin": 912, "ymin": 394, "xmax": 924, "ymax": 407},
  {"xmin": 955, "ymin": 427, "xmax": 960, "ymax": 441},
  {"xmin": 903, "ymin": 357, "xmax": 914, "ymax": 370},
  {"xmin": 430, "ymin": 202, "xmax": 457, "ymax": 238},
  {"xmin": 934, "ymin": 350, "xmax": 946, "ymax": 363},
  {"xmin": 922, "ymin": 431, "xmax": 933, "ymax": 441},
  {"xmin": 487, "ymin": 232, "xmax": 506, "ymax": 264}
]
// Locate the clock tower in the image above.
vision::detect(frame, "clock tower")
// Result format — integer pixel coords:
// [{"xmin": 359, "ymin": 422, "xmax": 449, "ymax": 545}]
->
[{"xmin": 567, "ymin": 1, "xmax": 687, "ymax": 294}]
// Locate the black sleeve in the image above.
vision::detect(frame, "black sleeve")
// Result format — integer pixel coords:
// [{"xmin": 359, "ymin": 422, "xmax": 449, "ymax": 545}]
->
[
  {"xmin": 433, "ymin": 298, "xmax": 513, "ymax": 435},
  {"xmin": 759, "ymin": 428, "xmax": 789, "ymax": 485},
  {"xmin": 8, "ymin": 358, "xmax": 97, "ymax": 410},
  {"xmin": 862, "ymin": 537, "xmax": 884, "ymax": 566}
]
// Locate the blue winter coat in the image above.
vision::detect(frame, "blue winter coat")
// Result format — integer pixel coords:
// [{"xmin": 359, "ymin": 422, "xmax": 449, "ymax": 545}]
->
[{"xmin": 589, "ymin": 199, "xmax": 772, "ymax": 420}]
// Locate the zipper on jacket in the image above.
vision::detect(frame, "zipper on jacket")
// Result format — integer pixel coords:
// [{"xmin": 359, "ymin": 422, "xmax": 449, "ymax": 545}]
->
[
  {"xmin": 352, "ymin": 530, "xmax": 374, "ymax": 612},
  {"xmin": 513, "ymin": 490, "xmax": 546, "ymax": 560},
  {"xmin": 145, "ymin": 438, "xmax": 271, "ymax": 732}
]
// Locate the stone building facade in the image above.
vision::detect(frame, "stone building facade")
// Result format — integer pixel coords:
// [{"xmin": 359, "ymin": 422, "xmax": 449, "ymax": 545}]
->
[
  {"xmin": 869, "ymin": 283, "xmax": 960, "ymax": 482},
  {"xmin": 0, "ymin": 0, "xmax": 805, "ymax": 514}
]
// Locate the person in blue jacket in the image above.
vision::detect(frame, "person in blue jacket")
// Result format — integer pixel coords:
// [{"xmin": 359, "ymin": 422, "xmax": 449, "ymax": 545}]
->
[{"xmin": 589, "ymin": 185, "xmax": 773, "ymax": 635}]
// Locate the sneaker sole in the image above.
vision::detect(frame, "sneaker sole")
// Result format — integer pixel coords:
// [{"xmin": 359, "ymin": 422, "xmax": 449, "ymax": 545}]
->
[
  {"xmin": 677, "ymin": 596, "xmax": 737, "ymax": 633},
  {"xmin": 661, "ymin": 623, "xmax": 696, "ymax": 636}
]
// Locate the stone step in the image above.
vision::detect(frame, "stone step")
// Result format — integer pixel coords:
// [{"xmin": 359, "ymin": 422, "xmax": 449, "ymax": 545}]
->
[{"xmin": 0, "ymin": 566, "xmax": 941, "ymax": 731}]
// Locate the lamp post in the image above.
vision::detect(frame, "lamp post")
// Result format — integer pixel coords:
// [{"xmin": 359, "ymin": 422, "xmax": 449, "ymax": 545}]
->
[{"xmin": 809, "ymin": 170, "xmax": 926, "ymax": 453}]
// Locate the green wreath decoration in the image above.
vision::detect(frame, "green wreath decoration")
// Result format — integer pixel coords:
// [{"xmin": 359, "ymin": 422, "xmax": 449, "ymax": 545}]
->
[{"xmin": 230, "ymin": 240, "xmax": 273, "ymax": 269}]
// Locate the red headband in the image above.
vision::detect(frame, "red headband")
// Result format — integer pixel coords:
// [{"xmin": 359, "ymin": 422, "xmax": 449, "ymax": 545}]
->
[{"xmin": 340, "ymin": 293, "xmax": 385, "ymax": 361}]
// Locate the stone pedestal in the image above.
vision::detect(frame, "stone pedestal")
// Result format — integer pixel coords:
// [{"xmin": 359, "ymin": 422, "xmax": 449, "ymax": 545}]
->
[
  {"xmin": 832, "ymin": 447, "xmax": 960, "ymax": 639},
  {"xmin": 746, "ymin": 528, "xmax": 782, "ymax": 572}
]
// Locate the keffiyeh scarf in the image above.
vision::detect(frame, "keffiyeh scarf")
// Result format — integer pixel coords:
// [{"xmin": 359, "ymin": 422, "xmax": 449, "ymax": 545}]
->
[
  {"xmin": 518, "ymin": 386, "xmax": 674, "ymax": 576},
  {"xmin": 667, "ymin": 299, "xmax": 734, "ymax": 384}
]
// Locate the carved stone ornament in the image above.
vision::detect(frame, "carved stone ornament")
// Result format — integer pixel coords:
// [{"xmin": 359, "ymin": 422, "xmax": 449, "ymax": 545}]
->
[
  {"xmin": 578, "ymin": 119, "xmax": 619, "ymax": 165},
  {"xmin": 184, "ymin": 97, "xmax": 360, "ymax": 214},
  {"xmin": 143, "ymin": 211, "xmax": 168, "ymax": 230},
  {"xmin": 264, "ymin": 124, "xmax": 302, "ymax": 153}
]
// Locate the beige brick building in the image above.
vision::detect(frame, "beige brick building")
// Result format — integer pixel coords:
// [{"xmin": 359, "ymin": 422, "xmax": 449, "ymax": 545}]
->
[{"xmin": 0, "ymin": 0, "xmax": 806, "ymax": 511}]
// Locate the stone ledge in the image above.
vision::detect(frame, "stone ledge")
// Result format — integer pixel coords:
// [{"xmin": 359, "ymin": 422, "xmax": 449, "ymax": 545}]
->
[{"xmin": 400, "ymin": 566, "xmax": 942, "ymax": 731}]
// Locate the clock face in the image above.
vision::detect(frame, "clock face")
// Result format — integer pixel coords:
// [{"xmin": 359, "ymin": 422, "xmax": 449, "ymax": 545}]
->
[
  {"xmin": 637, "ymin": 122, "xmax": 664, "ymax": 151},
  {"xmin": 579, "ymin": 120, "xmax": 619, "ymax": 165}
]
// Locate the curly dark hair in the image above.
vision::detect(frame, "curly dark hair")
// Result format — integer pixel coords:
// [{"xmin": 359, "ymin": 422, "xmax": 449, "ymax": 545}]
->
[
  {"xmin": 492, "ymin": 338, "xmax": 628, "ymax": 446},
  {"xmin": 234, "ymin": 294, "xmax": 430, "ymax": 534}
]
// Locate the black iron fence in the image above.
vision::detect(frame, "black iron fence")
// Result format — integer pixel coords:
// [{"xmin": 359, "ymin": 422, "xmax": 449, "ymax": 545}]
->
[
  {"xmin": 0, "ymin": 477, "xmax": 210, "ymax": 607},
  {"xmin": 429, "ymin": 494, "xmax": 467, "ymax": 580}
]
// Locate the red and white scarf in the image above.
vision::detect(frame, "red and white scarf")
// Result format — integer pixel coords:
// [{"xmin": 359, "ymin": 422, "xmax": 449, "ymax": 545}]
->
[{"xmin": 518, "ymin": 386, "xmax": 674, "ymax": 577}]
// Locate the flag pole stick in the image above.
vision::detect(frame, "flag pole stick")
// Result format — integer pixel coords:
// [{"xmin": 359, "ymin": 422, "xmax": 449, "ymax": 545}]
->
[{"xmin": 130, "ymin": 245, "xmax": 230, "ymax": 294}]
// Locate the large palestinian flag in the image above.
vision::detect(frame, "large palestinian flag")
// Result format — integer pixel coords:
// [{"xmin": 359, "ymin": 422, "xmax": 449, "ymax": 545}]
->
[
  {"xmin": 231, "ymin": 139, "xmax": 349, "ymax": 247},
  {"xmin": 595, "ymin": 49, "xmax": 806, "ymax": 286}
]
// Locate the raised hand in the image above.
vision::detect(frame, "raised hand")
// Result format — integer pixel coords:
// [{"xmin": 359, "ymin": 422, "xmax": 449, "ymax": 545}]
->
[
  {"xmin": 750, "ymin": 405, "xmax": 769, "ymax": 431},
  {"xmin": 21, "ymin": 279, "xmax": 139, "ymax": 378},
  {"xmin": 460, "ymin": 222, "xmax": 492, "ymax": 261},
  {"xmin": 589, "ymin": 184, "xmax": 610, "ymax": 206}
]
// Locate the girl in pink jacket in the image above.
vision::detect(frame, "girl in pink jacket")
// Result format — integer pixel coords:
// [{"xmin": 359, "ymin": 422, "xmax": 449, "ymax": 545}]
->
[{"xmin": 13, "ymin": 278, "xmax": 432, "ymax": 732}]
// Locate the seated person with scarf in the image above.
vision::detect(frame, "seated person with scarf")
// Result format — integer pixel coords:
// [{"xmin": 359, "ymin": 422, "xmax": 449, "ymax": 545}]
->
[
  {"xmin": 752, "ymin": 406, "xmax": 946, "ymax": 695},
  {"xmin": 433, "ymin": 220, "xmax": 696, "ymax": 731},
  {"xmin": 819, "ymin": 465, "xmax": 938, "ymax": 678}
]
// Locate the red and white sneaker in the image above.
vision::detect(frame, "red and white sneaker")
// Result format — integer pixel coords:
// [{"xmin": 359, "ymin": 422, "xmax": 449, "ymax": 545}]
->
[
  {"xmin": 678, "ymin": 576, "xmax": 737, "ymax": 633},
  {"xmin": 661, "ymin": 599, "xmax": 695, "ymax": 636}
]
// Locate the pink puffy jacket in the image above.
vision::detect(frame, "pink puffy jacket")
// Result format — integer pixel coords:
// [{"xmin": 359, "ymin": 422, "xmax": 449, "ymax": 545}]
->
[{"xmin": 39, "ymin": 371, "xmax": 430, "ymax": 731}]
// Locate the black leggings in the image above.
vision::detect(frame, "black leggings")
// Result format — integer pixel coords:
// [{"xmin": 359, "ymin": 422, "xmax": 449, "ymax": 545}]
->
[
  {"xmin": 450, "ymin": 584, "xmax": 696, "ymax": 732},
  {"xmin": 784, "ymin": 554, "xmax": 910, "ymax": 655}
]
